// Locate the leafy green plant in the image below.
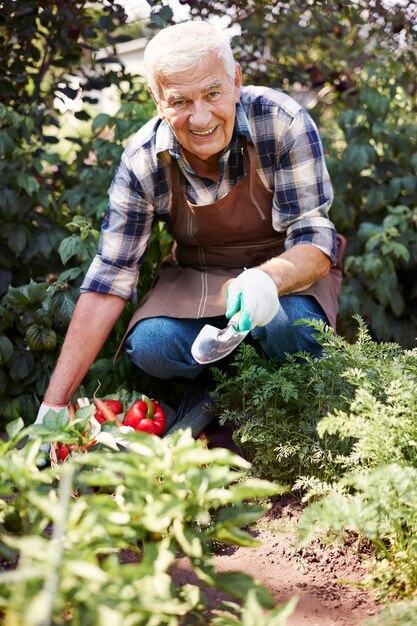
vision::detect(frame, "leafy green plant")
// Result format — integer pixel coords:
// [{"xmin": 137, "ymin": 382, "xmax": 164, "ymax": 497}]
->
[
  {"xmin": 211, "ymin": 592, "xmax": 297, "ymax": 626},
  {"xmin": 0, "ymin": 419, "xmax": 291, "ymax": 625},
  {"xmin": 297, "ymin": 464, "xmax": 417, "ymax": 600},
  {"xmin": 325, "ymin": 64, "xmax": 417, "ymax": 346},
  {"xmin": 211, "ymin": 317, "xmax": 403, "ymax": 491},
  {"xmin": 365, "ymin": 599, "xmax": 417, "ymax": 626},
  {"xmin": 212, "ymin": 317, "xmax": 417, "ymax": 601}
]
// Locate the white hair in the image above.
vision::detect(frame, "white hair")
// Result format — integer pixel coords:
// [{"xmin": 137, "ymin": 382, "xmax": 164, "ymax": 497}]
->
[{"xmin": 144, "ymin": 21, "xmax": 236, "ymax": 98}]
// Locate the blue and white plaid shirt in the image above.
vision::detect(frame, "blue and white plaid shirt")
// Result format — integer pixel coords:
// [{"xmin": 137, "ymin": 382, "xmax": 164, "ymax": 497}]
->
[{"xmin": 81, "ymin": 86, "xmax": 336, "ymax": 302}]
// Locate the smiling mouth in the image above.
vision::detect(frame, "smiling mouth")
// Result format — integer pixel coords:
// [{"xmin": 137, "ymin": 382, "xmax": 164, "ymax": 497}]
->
[{"xmin": 190, "ymin": 126, "xmax": 217, "ymax": 137}]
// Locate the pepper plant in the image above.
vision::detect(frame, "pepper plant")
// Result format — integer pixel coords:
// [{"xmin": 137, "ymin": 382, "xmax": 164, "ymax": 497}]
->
[{"xmin": 0, "ymin": 420, "xmax": 291, "ymax": 625}]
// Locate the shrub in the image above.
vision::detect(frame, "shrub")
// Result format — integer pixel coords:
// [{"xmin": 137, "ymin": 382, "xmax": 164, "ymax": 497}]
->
[
  {"xmin": 211, "ymin": 317, "xmax": 403, "ymax": 490},
  {"xmin": 0, "ymin": 419, "xmax": 291, "ymax": 624}
]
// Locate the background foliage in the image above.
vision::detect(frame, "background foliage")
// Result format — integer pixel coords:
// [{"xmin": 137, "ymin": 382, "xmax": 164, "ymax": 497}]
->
[{"xmin": 0, "ymin": 1, "xmax": 416, "ymax": 417}]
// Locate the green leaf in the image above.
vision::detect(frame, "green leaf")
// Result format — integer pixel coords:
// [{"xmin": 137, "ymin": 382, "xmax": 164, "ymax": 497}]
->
[
  {"xmin": 411, "ymin": 152, "xmax": 417, "ymax": 175},
  {"xmin": 7, "ymin": 281, "xmax": 47, "ymax": 313},
  {"xmin": 43, "ymin": 407, "xmax": 69, "ymax": 430},
  {"xmin": 211, "ymin": 525, "xmax": 261, "ymax": 547},
  {"xmin": 25, "ymin": 324, "xmax": 57, "ymax": 351},
  {"xmin": 9, "ymin": 350, "xmax": 35, "ymax": 381},
  {"xmin": 361, "ymin": 86, "xmax": 390, "ymax": 118},
  {"xmin": 58, "ymin": 235, "xmax": 82, "ymax": 265},
  {"xmin": 27, "ymin": 280, "xmax": 48, "ymax": 302},
  {"xmin": 229, "ymin": 479, "xmax": 286, "ymax": 501},
  {"xmin": 382, "ymin": 241, "xmax": 410, "ymax": 262},
  {"xmin": 343, "ymin": 143, "xmax": 369, "ymax": 172},
  {"xmin": 6, "ymin": 285, "xmax": 32, "ymax": 313},
  {"xmin": 365, "ymin": 188, "xmax": 385, "ymax": 213},
  {"xmin": 4, "ymin": 398, "xmax": 22, "ymax": 421},
  {"xmin": 216, "ymin": 503, "xmax": 266, "ymax": 528},
  {"xmin": 33, "ymin": 308, "xmax": 52, "ymax": 327},
  {"xmin": 8, "ymin": 226, "xmax": 28, "ymax": 255},
  {"xmin": 75, "ymin": 404, "xmax": 96, "ymax": 422},
  {"xmin": 16, "ymin": 173, "xmax": 40, "ymax": 196},
  {"xmin": 0, "ymin": 133, "xmax": 15, "ymax": 157},
  {"xmin": 6, "ymin": 417, "xmax": 25, "ymax": 440},
  {"xmin": 390, "ymin": 290, "xmax": 405, "ymax": 317},
  {"xmin": 92, "ymin": 113, "xmax": 111, "ymax": 131},
  {"xmin": 58, "ymin": 267, "xmax": 83, "ymax": 282},
  {"xmin": 210, "ymin": 571, "xmax": 275, "ymax": 609},
  {"xmin": 51, "ymin": 290, "xmax": 76, "ymax": 324},
  {"xmin": 0, "ymin": 335, "xmax": 14, "ymax": 364}
]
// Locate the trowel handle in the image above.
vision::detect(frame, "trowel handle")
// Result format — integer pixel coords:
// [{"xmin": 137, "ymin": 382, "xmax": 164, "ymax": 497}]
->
[
  {"xmin": 221, "ymin": 313, "xmax": 245, "ymax": 339},
  {"xmin": 227, "ymin": 312, "xmax": 240, "ymax": 330}
]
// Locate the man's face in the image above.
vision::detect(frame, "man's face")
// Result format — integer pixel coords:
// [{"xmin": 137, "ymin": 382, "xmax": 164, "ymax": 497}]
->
[{"xmin": 151, "ymin": 56, "xmax": 242, "ymax": 166}]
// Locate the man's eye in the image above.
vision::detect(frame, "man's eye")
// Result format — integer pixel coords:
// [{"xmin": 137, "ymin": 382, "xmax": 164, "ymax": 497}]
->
[
  {"xmin": 207, "ymin": 91, "xmax": 221, "ymax": 100},
  {"xmin": 172, "ymin": 99, "xmax": 186, "ymax": 107}
]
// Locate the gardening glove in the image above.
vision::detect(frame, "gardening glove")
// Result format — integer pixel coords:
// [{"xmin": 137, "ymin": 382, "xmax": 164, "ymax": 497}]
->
[
  {"xmin": 226, "ymin": 268, "xmax": 280, "ymax": 332},
  {"xmin": 34, "ymin": 402, "xmax": 68, "ymax": 467}
]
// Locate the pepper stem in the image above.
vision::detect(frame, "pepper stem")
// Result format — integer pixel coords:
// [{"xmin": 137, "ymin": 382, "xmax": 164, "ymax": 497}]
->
[{"xmin": 141, "ymin": 394, "xmax": 154, "ymax": 419}]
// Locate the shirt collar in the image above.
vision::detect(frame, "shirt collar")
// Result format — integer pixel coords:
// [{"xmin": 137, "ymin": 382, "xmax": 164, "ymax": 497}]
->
[{"xmin": 234, "ymin": 99, "xmax": 254, "ymax": 143}]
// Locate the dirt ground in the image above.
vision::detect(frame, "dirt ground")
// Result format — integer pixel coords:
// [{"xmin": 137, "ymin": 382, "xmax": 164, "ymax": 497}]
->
[{"xmin": 172, "ymin": 496, "xmax": 380, "ymax": 625}]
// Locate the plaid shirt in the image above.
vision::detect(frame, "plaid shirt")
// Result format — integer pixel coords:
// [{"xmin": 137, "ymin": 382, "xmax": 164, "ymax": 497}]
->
[{"xmin": 81, "ymin": 86, "xmax": 336, "ymax": 302}]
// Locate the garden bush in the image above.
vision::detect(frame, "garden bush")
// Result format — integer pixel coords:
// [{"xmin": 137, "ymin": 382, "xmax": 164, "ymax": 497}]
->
[
  {"xmin": 212, "ymin": 318, "xmax": 417, "ymax": 602},
  {"xmin": 0, "ymin": 419, "xmax": 294, "ymax": 625}
]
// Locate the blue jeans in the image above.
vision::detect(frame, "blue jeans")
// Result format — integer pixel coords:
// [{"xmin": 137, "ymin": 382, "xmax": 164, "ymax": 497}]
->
[{"xmin": 124, "ymin": 295, "xmax": 328, "ymax": 380}]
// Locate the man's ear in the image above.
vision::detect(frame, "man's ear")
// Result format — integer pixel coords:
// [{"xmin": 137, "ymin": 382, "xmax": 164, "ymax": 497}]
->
[
  {"xmin": 234, "ymin": 64, "xmax": 242, "ymax": 102},
  {"xmin": 148, "ymin": 86, "xmax": 165, "ymax": 120}
]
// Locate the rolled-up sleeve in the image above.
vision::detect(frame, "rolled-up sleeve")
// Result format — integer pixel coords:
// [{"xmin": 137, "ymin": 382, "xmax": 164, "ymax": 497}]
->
[
  {"xmin": 81, "ymin": 151, "xmax": 155, "ymax": 302},
  {"xmin": 272, "ymin": 109, "xmax": 337, "ymax": 263}
]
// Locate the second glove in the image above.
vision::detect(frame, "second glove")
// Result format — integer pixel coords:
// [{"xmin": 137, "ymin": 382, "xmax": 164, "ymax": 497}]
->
[{"xmin": 226, "ymin": 268, "xmax": 280, "ymax": 332}]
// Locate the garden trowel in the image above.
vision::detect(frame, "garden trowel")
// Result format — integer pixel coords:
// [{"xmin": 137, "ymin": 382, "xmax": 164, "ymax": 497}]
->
[{"xmin": 191, "ymin": 316, "xmax": 249, "ymax": 364}]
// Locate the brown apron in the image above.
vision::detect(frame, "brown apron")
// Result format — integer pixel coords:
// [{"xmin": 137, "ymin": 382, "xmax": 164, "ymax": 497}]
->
[{"xmin": 122, "ymin": 143, "xmax": 344, "ymax": 348}]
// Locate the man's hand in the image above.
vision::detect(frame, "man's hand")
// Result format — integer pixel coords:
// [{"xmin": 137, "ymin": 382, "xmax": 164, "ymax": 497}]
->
[
  {"xmin": 34, "ymin": 402, "xmax": 68, "ymax": 426},
  {"xmin": 226, "ymin": 268, "xmax": 279, "ymax": 332},
  {"xmin": 33, "ymin": 402, "xmax": 69, "ymax": 467}
]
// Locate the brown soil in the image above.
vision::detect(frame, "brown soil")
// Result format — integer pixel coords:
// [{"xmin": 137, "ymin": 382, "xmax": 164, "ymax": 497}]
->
[{"xmin": 171, "ymin": 496, "xmax": 380, "ymax": 625}]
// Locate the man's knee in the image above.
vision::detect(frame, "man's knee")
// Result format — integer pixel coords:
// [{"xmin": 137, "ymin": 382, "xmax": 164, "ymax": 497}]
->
[
  {"xmin": 251, "ymin": 296, "xmax": 328, "ymax": 360},
  {"xmin": 124, "ymin": 317, "xmax": 205, "ymax": 379},
  {"xmin": 124, "ymin": 318, "xmax": 178, "ymax": 374}
]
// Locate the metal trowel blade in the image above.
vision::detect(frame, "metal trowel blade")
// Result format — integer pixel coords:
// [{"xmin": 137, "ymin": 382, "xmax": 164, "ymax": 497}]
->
[{"xmin": 191, "ymin": 320, "xmax": 249, "ymax": 365}]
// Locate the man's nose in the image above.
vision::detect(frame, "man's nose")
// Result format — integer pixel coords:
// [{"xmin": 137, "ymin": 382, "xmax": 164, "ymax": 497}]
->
[{"xmin": 189, "ymin": 101, "xmax": 212, "ymax": 128}]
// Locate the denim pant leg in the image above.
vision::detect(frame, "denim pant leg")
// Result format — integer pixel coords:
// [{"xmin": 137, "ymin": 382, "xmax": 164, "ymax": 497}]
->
[
  {"xmin": 250, "ymin": 295, "xmax": 329, "ymax": 360},
  {"xmin": 124, "ymin": 296, "xmax": 328, "ymax": 380},
  {"xmin": 124, "ymin": 315, "xmax": 228, "ymax": 380}
]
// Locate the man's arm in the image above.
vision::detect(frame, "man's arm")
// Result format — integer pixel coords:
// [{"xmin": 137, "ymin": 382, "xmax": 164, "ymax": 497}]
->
[
  {"xmin": 258, "ymin": 243, "xmax": 331, "ymax": 296},
  {"xmin": 43, "ymin": 292, "xmax": 126, "ymax": 405}
]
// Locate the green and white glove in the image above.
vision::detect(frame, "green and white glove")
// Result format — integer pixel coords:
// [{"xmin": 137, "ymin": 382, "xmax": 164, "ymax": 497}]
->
[{"xmin": 226, "ymin": 268, "xmax": 280, "ymax": 332}]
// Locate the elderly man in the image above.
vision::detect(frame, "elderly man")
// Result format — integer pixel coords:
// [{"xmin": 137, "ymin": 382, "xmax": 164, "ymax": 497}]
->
[{"xmin": 36, "ymin": 21, "xmax": 342, "ymax": 428}]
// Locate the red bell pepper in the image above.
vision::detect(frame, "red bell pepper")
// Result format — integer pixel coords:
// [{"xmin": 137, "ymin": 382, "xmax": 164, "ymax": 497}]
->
[{"xmin": 124, "ymin": 395, "xmax": 166, "ymax": 436}]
